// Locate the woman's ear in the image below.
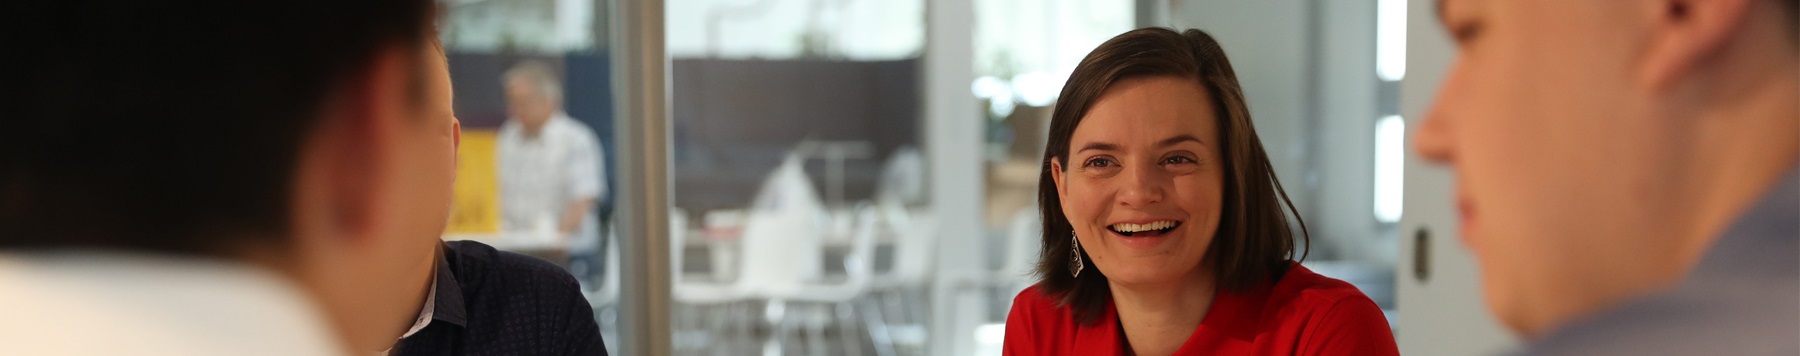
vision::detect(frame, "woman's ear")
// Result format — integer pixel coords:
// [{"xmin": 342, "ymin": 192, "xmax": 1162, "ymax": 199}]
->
[{"xmin": 1050, "ymin": 157, "xmax": 1068, "ymax": 200}]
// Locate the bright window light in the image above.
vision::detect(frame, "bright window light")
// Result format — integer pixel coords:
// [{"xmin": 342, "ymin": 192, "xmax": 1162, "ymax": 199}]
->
[
  {"xmin": 979, "ymin": 323, "xmax": 1008, "ymax": 352},
  {"xmin": 1011, "ymin": 71, "xmax": 1063, "ymax": 107},
  {"xmin": 972, "ymin": 76, "xmax": 1016, "ymax": 118},
  {"xmin": 971, "ymin": 76, "xmax": 1009, "ymax": 99},
  {"xmin": 1376, "ymin": 0, "xmax": 1407, "ymax": 81},
  {"xmin": 1374, "ymin": 115, "xmax": 1406, "ymax": 223}
]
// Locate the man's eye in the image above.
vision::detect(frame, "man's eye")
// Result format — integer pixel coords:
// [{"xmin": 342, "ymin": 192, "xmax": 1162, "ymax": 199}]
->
[{"xmin": 1451, "ymin": 21, "xmax": 1484, "ymax": 45}]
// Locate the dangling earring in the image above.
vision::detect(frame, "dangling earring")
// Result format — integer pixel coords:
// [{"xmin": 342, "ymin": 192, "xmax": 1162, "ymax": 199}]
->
[{"xmin": 1069, "ymin": 230, "xmax": 1085, "ymax": 278}]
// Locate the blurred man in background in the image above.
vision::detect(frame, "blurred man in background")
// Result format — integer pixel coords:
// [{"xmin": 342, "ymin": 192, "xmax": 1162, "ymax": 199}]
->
[
  {"xmin": 1416, "ymin": 0, "xmax": 1797, "ymax": 353},
  {"xmin": 384, "ymin": 49, "xmax": 607, "ymax": 356},
  {"xmin": 497, "ymin": 60, "xmax": 607, "ymax": 281}
]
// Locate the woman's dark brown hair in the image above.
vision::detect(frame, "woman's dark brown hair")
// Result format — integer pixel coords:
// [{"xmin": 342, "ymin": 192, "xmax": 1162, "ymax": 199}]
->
[{"xmin": 1033, "ymin": 27, "xmax": 1309, "ymax": 324}]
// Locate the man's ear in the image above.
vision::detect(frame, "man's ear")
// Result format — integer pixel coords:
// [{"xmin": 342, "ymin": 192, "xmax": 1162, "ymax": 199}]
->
[
  {"xmin": 451, "ymin": 117, "xmax": 462, "ymax": 180},
  {"xmin": 1639, "ymin": 0, "xmax": 1755, "ymax": 90},
  {"xmin": 313, "ymin": 46, "xmax": 413, "ymax": 242}
]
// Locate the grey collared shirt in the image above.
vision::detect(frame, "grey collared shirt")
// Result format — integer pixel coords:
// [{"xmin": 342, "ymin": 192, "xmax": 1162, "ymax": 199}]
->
[{"xmin": 1521, "ymin": 167, "xmax": 1799, "ymax": 355}]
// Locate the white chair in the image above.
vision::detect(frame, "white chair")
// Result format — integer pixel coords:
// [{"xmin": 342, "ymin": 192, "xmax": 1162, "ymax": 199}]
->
[
  {"xmin": 584, "ymin": 225, "xmax": 622, "ymax": 356},
  {"xmin": 673, "ymin": 152, "xmax": 881, "ymax": 355},
  {"xmin": 860, "ymin": 148, "xmax": 939, "ymax": 356},
  {"xmin": 671, "ymin": 207, "xmax": 771, "ymax": 355},
  {"xmin": 998, "ymin": 209, "xmax": 1042, "ymax": 297},
  {"xmin": 585, "ymin": 227, "xmax": 622, "ymax": 308},
  {"xmin": 926, "ymin": 208, "xmax": 1042, "ymax": 356},
  {"xmin": 739, "ymin": 154, "xmax": 884, "ymax": 356},
  {"xmin": 783, "ymin": 204, "xmax": 879, "ymax": 356}
]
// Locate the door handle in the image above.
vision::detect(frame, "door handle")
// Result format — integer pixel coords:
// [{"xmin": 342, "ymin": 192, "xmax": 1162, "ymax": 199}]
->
[{"xmin": 1413, "ymin": 227, "xmax": 1431, "ymax": 283}]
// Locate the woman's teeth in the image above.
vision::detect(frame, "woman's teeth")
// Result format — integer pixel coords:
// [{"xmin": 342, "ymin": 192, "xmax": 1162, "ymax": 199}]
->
[{"xmin": 1109, "ymin": 220, "xmax": 1180, "ymax": 235}]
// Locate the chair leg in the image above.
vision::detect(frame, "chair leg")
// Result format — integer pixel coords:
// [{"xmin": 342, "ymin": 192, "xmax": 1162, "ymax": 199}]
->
[
  {"xmin": 708, "ymin": 304, "xmax": 730, "ymax": 356},
  {"xmin": 836, "ymin": 301, "xmax": 866, "ymax": 356},
  {"xmin": 859, "ymin": 297, "xmax": 897, "ymax": 356},
  {"xmin": 763, "ymin": 299, "xmax": 788, "ymax": 356},
  {"xmin": 806, "ymin": 304, "xmax": 828, "ymax": 356},
  {"xmin": 739, "ymin": 301, "xmax": 755, "ymax": 355}
]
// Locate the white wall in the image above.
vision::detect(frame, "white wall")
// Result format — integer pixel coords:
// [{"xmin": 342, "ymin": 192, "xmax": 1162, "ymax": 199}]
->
[
  {"xmin": 1172, "ymin": 2, "xmax": 1312, "ymax": 215},
  {"xmin": 1170, "ymin": 0, "xmax": 1391, "ymax": 263},
  {"xmin": 1312, "ymin": 0, "xmax": 1387, "ymax": 263}
]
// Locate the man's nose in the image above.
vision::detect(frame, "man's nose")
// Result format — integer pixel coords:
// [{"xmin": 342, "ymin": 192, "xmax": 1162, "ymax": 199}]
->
[{"xmin": 1414, "ymin": 60, "xmax": 1464, "ymax": 164}]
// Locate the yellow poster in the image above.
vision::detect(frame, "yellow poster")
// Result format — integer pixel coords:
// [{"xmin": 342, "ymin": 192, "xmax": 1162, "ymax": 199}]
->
[{"xmin": 447, "ymin": 130, "xmax": 500, "ymax": 234}]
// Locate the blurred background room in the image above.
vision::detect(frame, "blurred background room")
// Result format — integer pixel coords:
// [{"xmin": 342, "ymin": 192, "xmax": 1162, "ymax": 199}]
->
[{"xmin": 438, "ymin": 0, "xmax": 1513, "ymax": 354}]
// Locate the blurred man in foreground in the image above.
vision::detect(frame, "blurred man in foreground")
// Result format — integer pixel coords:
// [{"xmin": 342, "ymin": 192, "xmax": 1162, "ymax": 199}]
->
[
  {"xmin": 1416, "ymin": 0, "xmax": 1797, "ymax": 353},
  {"xmin": 0, "ymin": 1, "xmax": 598, "ymax": 355}
]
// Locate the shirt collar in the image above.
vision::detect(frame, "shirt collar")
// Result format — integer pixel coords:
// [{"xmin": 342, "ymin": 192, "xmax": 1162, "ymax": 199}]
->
[
  {"xmin": 1688, "ymin": 165, "xmax": 1800, "ymax": 279},
  {"xmin": 429, "ymin": 242, "xmax": 468, "ymax": 327},
  {"xmin": 398, "ymin": 266, "xmax": 437, "ymax": 339},
  {"xmin": 1072, "ymin": 264, "xmax": 1290, "ymax": 352}
]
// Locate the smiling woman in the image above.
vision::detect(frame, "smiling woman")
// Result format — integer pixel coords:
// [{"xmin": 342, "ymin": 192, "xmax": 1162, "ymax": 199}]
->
[{"xmin": 1001, "ymin": 28, "xmax": 1399, "ymax": 356}]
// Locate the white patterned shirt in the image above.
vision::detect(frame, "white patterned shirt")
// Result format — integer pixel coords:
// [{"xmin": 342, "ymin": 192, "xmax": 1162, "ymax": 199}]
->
[{"xmin": 497, "ymin": 112, "xmax": 605, "ymax": 244}]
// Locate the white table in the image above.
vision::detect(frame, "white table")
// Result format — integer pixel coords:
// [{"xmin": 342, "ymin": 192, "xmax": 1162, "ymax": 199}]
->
[{"xmin": 443, "ymin": 231, "xmax": 568, "ymax": 252}]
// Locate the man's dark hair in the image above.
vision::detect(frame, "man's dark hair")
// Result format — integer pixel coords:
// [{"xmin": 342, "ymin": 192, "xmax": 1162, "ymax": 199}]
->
[
  {"xmin": 1034, "ymin": 27, "xmax": 1310, "ymax": 325},
  {"xmin": 0, "ymin": 1, "xmax": 436, "ymax": 256}
]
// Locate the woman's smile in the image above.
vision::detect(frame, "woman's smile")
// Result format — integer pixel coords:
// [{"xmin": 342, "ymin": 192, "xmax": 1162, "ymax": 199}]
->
[{"xmin": 1106, "ymin": 218, "xmax": 1185, "ymax": 249}]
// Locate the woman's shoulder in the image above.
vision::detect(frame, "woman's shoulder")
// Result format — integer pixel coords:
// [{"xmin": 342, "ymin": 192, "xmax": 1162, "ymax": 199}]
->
[
  {"xmin": 1271, "ymin": 263, "xmax": 1377, "ymax": 306},
  {"xmin": 1005, "ymin": 283, "xmax": 1108, "ymax": 354},
  {"xmin": 1007, "ymin": 284, "xmax": 1104, "ymax": 334},
  {"xmin": 1007, "ymin": 283, "xmax": 1071, "ymax": 324},
  {"xmin": 1264, "ymin": 263, "xmax": 1400, "ymax": 354},
  {"xmin": 1261, "ymin": 263, "xmax": 1391, "ymax": 334},
  {"xmin": 1258, "ymin": 263, "xmax": 1390, "ymax": 327}
]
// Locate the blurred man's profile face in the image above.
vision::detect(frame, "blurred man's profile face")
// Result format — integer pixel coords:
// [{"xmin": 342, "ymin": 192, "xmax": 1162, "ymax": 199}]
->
[
  {"xmin": 389, "ymin": 41, "xmax": 460, "ymax": 251},
  {"xmin": 360, "ymin": 39, "xmax": 461, "ymax": 349},
  {"xmin": 505, "ymin": 79, "xmax": 555, "ymax": 129},
  {"xmin": 296, "ymin": 38, "xmax": 463, "ymax": 352},
  {"xmin": 1414, "ymin": 0, "xmax": 1696, "ymax": 336}
]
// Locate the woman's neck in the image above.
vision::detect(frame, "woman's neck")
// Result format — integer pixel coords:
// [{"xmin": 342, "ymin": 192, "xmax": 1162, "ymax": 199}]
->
[{"xmin": 1110, "ymin": 267, "xmax": 1217, "ymax": 356}]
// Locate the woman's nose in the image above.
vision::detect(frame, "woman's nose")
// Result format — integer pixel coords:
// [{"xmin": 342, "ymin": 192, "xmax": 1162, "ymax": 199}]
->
[{"xmin": 1117, "ymin": 165, "xmax": 1167, "ymax": 208}]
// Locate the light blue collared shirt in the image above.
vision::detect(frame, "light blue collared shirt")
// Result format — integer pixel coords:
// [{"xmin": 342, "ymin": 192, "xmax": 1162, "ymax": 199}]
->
[{"xmin": 1521, "ymin": 167, "xmax": 1799, "ymax": 355}]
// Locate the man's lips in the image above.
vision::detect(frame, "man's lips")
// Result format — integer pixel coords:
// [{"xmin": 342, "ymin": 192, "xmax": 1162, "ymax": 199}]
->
[{"xmin": 1457, "ymin": 194, "xmax": 1476, "ymax": 243}]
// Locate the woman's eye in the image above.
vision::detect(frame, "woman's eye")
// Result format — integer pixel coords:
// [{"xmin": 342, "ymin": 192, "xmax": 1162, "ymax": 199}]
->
[
  {"xmin": 1162, "ymin": 155, "xmax": 1196, "ymax": 165},
  {"xmin": 1084, "ymin": 158, "xmax": 1116, "ymax": 168}
]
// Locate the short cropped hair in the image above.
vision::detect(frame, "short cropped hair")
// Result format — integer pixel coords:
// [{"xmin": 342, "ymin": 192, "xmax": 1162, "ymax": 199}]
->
[
  {"xmin": 503, "ymin": 60, "xmax": 565, "ymax": 104},
  {"xmin": 0, "ymin": 1, "xmax": 437, "ymax": 256}
]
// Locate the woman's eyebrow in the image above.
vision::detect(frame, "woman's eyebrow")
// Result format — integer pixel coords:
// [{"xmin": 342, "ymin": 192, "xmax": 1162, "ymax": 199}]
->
[
  {"xmin": 1077, "ymin": 135, "xmax": 1201, "ymax": 154},
  {"xmin": 1076, "ymin": 142, "xmax": 1119, "ymax": 154},
  {"xmin": 1159, "ymin": 134, "xmax": 1204, "ymax": 148}
]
